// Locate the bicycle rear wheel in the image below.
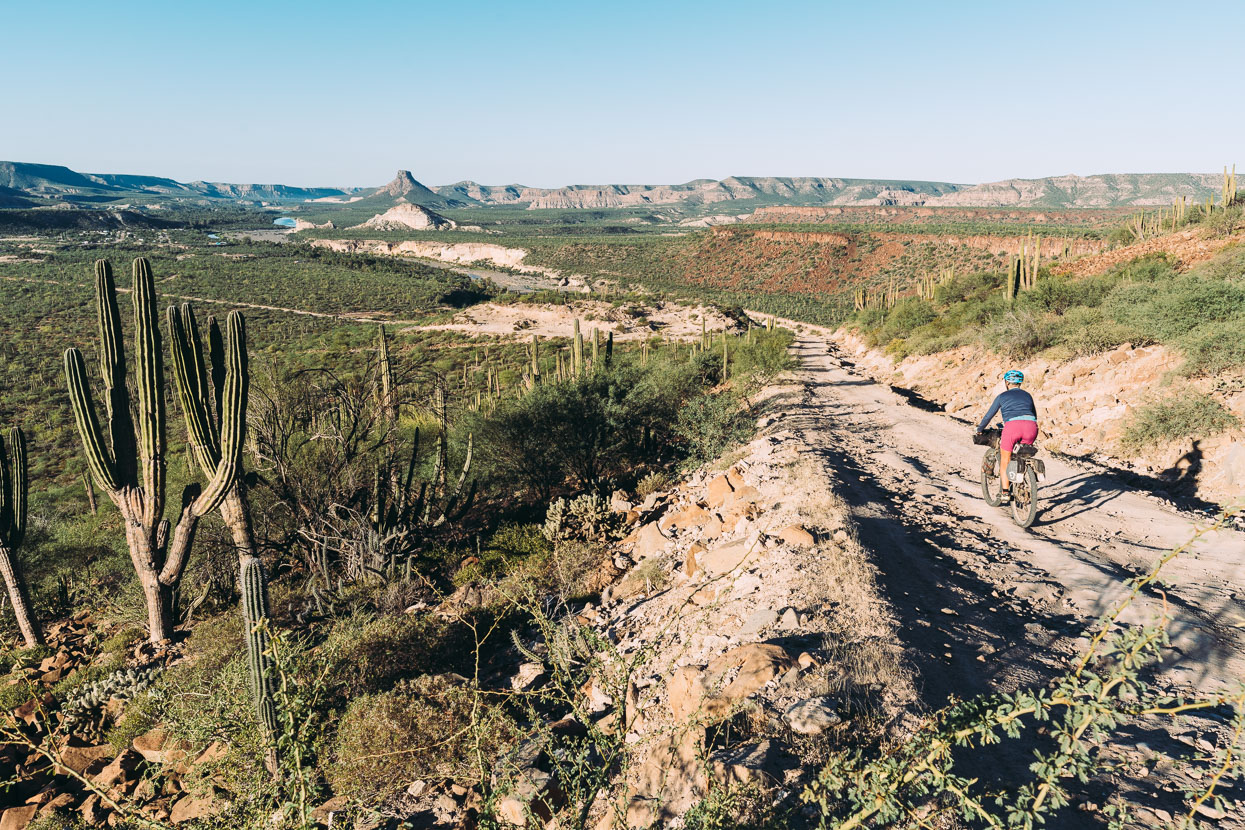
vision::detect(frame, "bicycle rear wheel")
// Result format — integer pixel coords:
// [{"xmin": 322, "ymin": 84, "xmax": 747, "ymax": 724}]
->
[
  {"xmin": 980, "ymin": 449, "xmax": 1002, "ymax": 506},
  {"xmin": 1011, "ymin": 468, "xmax": 1039, "ymax": 528}
]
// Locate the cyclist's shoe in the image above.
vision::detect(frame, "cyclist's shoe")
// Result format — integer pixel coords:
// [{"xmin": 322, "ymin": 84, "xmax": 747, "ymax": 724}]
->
[{"xmin": 999, "ymin": 491, "xmax": 1012, "ymax": 506}]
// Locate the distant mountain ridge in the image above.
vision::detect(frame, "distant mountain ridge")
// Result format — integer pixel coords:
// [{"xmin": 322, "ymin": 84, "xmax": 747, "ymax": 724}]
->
[{"xmin": 0, "ymin": 161, "xmax": 1230, "ymax": 210}]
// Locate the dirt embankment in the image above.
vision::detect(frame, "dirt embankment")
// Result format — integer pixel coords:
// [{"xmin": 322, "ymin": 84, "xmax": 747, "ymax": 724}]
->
[
  {"xmin": 749, "ymin": 204, "xmax": 1133, "ymax": 226},
  {"xmin": 1053, "ymin": 227, "xmax": 1245, "ymax": 277},
  {"xmin": 714, "ymin": 226, "xmax": 1107, "ymax": 258},
  {"xmin": 834, "ymin": 331, "xmax": 1245, "ymax": 505}
]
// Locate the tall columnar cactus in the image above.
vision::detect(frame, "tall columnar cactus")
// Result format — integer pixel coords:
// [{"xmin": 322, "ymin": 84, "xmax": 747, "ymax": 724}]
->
[
  {"xmin": 721, "ymin": 330, "xmax": 729, "ymax": 381},
  {"xmin": 167, "ymin": 302, "xmax": 278, "ymax": 744},
  {"xmin": 0, "ymin": 427, "xmax": 42, "ymax": 647},
  {"xmin": 65, "ymin": 259, "xmax": 242, "ymax": 643},
  {"xmin": 572, "ymin": 319, "xmax": 584, "ymax": 379},
  {"xmin": 605, "ymin": 331, "xmax": 614, "ymax": 366},
  {"xmin": 530, "ymin": 334, "xmax": 540, "ymax": 384},
  {"xmin": 241, "ymin": 554, "xmax": 276, "ymax": 746},
  {"xmin": 591, "ymin": 327, "xmax": 600, "ymax": 371},
  {"xmin": 377, "ymin": 324, "xmax": 395, "ymax": 421}
]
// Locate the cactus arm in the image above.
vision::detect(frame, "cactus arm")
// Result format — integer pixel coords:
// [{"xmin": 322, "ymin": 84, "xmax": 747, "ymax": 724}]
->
[
  {"xmin": 0, "ymin": 431, "xmax": 10, "ymax": 542},
  {"xmin": 192, "ymin": 311, "xmax": 247, "ymax": 516},
  {"xmin": 64, "ymin": 348, "xmax": 121, "ymax": 493},
  {"xmin": 6, "ymin": 428, "xmax": 25, "ymax": 549},
  {"xmin": 131, "ymin": 259, "xmax": 166, "ymax": 530},
  {"xmin": 208, "ymin": 316, "xmax": 226, "ymax": 426},
  {"xmin": 168, "ymin": 305, "xmax": 222, "ymax": 471},
  {"xmin": 94, "ymin": 261, "xmax": 137, "ymax": 485}
]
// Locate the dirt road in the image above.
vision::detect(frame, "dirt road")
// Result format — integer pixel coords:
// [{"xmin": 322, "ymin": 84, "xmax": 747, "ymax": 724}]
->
[
  {"xmin": 783, "ymin": 332, "xmax": 1245, "ymax": 823},
  {"xmin": 789, "ymin": 333, "xmax": 1245, "ymax": 696}
]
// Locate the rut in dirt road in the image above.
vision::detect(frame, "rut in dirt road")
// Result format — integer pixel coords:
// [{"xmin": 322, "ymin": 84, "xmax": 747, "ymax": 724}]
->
[{"xmin": 786, "ymin": 333, "xmax": 1245, "ymax": 699}]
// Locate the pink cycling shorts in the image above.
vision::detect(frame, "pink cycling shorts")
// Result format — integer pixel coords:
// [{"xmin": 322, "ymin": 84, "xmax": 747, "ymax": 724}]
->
[{"xmin": 1001, "ymin": 419, "xmax": 1038, "ymax": 452}]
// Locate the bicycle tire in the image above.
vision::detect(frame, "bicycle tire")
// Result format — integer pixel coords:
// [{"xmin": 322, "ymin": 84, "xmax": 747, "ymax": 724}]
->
[
  {"xmin": 981, "ymin": 449, "xmax": 1001, "ymax": 506},
  {"xmin": 1011, "ymin": 468, "xmax": 1039, "ymax": 528}
]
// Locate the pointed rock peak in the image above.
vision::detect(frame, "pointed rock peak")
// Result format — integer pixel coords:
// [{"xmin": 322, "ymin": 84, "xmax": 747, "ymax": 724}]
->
[{"xmin": 374, "ymin": 170, "xmax": 436, "ymax": 199}]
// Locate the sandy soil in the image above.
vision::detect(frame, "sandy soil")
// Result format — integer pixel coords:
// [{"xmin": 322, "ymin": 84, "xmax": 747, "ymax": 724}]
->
[{"xmin": 409, "ymin": 300, "xmax": 737, "ymax": 342}]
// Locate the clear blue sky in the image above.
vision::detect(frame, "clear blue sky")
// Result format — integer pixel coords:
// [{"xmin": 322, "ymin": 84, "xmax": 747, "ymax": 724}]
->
[{"xmin": 4, "ymin": 0, "xmax": 1242, "ymax": 188}]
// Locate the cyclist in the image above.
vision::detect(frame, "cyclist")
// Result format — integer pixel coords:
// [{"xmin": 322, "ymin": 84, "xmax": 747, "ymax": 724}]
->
[{"xmin": 975, "ymin": 370, "xmax": 1038, "ymax": 505}]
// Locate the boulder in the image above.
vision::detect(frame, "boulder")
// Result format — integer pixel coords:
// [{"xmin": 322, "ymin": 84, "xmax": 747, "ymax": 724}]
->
[
  {"xmin": 58, "ymin": 740, "xmax": 113, "ymax": 775},
  {"xmin": 630, "ymin": 523, "xmax": 669, "ymax": 559},
  {"xmin": 699, "ymin": 538, "xmax": 761, "ymax": 576},
  {"xmin": 0, "ymin": 806, "xmax": 37, "ymax": 830},
  {"xmin": 511, "ymin": 662, "xmax": 545, "ymax": 693},
  {"xmin": 92, "ymin": 748, "xmax": 142, "ymax": 791},
  {"xmin": 170, "ymin": 793, "xmax": 228, "ymax": 824},
  {"xmin": 664, "ymin": 504, "xmax": 710, "ymax": 532},
  {"xmin": 704, "ymin": 475, "xmax": 734, "ymax": 509},
  {"xmin": 777, "ymin": 525, "xmax": 816, "ymax": 548},
  {"xmin": 132, "ymin": 728, "xmax": 192, "ymax": 766},
  {"xmin": 310, "ymin": 796, "xmax": 348, "ymax": 824},
  {"xmin": 668, "ymin": 644, "xmax": 795, "ymax": 723},
  {"xmin": 738, "ymin": 608, "xmax": 778, "ymax": 638},
  {"xmin": 783, "ymin": 697, "xmax": 842, "ymax": 735},
  {"xmin": 710, "ymin": 740, "xmax": 784, "ymax": 788},
  {"xmin": 624, "ymin": 727, "xmax": 706, "ymax": 827}
]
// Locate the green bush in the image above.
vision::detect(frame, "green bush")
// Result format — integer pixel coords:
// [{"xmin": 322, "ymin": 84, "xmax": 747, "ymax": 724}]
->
[
  {"xmin": 328, "ymin": 675, "xmax": 515, "ymax": 803},
  {"xmin": 320, "ymin": 612, "xmax": 471, "ymax": 698},
  {"xmin": 675, "ymin": 389, "xmax": 751, "ymax": 464},
  {"xmin": 1120, "ymin": 393, "xmax": 1239, "ymax": 453},
  {"xmin": 1177, "ymin": 320, "xmax": 1245, "ymax": 376},
  {"xmin": 1052, "ymin": 307, "xmax": 1140, "ymax": 356},
  {"xmin": 982, "ymin": 311, "xmax": 1060, "ymax": 358}
]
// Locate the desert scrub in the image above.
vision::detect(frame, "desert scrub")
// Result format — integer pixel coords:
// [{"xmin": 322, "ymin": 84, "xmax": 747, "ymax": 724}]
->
[
  {"xmin": 982, "ymin": 309, "xmax": 1061, "ymax": 358},
  {"xmin": 328, "ymin": 674, "xmax": 516, "ymax": 803},
  {"xmin": 675, "ymin": 389, "xmax": 751, "ymax": 465},
  {"xmin": 454, "ymin": 522, "xmax": 551, "ymax": 586},
  {"xmin": 1120, "ymin": 392, "xmax": 1239, "ymax": 453},
  {"xmin": 634, "ymin": 470, "xmax": 671, "ymax": 498},
  {"xmin": 319, "ymin": 611, "xmax": 472, "ymax": 698}
]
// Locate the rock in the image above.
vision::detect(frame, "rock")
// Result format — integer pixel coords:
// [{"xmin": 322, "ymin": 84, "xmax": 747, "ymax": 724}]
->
[
  {"xmin": 610, "ymin": 491, "xmax": 634, "ymax": 513},
  {"xmin": 690, "ymin": 586, "xmax": 717, "ymax": 606},
  {"xmin": 731, "ymin": 572, "xmax": 763, "ymax": 596},
  {"xmin": 669, "ymin": 644, "xmax": 796, "ymax": 723},
  {"xmin": 783, "ymin": 697, "xmax": 842, "ymax": 735},
  {"xmin": 683, "ymin": 542, "xmax": 706, "ymax": 577},
  {"xmin": 832, "ymin": 529, "xmax": 851, "ymax": 545},
  {"xmin": 0, "ymin": 806, "xmax": 38, "ymax": 830},
  {"xmin": 701, "ymin": 516, "xmax": 724, "ymax": 540},
  {"xmin": 630, "ymin": 522, "xmax": 669, "ymax": 559},
  {"xmin": 511, "ymin": 662, "xmax": 545, "ymax": 692},
  {"xmin": 710, "ymin": 740, "xmax": 783, "ymax": 788},
  {"xmin": 664, "ymin": 504, "xmax": 710, "ymax": 532},
  {"xmin": 132, "ymin": 727, "xmax": 192, "ymax": 766},
  {"xmin": 58, "ymin": 741, "xmax": 113, "ymax": 775},
  {"xmin": 777, "ymin": 607, "xmax": 801, "ymax": 631},
  {"xmin": 92, "ymin": 748, "xmax": 142, "ymax": 790},
  {"xmin": 777, "ymin": 524, "xmax": 816, "ymax": 548},
  {"xmin": 78, "ymin": 794, "xmax": 108, "ymax": 826},
  {"xmin": 37, "ymin": 793, "xmax": 74, "ymax": 816},
  {"xmin": 406, "ymin": 780, "xmax": 427, "ymax": 797},
  {"xmin": 170, "ymin": 793, "xmax": 228, "ymax": 824},
  {"xmin": 310, "ymin": 796, "xmax": 348, "ymax": 824},
  {"xmin": 704, "ymin": 474, "xmax": 734, "ymax": 509},
  {"xmin": 624, "ymin": 727, "xmax": 706, "ymax": 827},
  {"xmin": 738, "ymin": 608, "xmax": 778, "ymax": 638},
  {"xmin": 725, "ymin": 485, "xmax": 762, "ymax": 508},
  {"xmin": 699, "ymin": 538, "xmax": 762, "ymax": 576}
]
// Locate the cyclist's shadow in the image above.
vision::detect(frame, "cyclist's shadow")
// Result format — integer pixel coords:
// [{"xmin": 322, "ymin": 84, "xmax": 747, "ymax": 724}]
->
[{"xmin": 1032, "ymin": 471, "xmax": 1124, "ymax": 525}]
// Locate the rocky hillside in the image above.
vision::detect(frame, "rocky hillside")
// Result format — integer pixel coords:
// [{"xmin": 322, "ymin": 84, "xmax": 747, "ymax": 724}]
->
[
  {"xmin": 351, "ymin": 202, "xmax": 457, "ymax": 231},
  {"xmin": 1, "ymin": 161, "xmax": 1232, "ymax": 211}
]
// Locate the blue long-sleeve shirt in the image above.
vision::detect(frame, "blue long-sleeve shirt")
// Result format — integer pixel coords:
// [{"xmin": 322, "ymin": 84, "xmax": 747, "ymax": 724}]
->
[{"xmin": 978, "ymin": 388, "xmax": 1037, "ymax": 430}]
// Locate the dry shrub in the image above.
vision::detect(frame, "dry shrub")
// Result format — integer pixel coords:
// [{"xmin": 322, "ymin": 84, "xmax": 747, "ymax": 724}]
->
[{"xmin": 328, "ymin": 674, "xmax": 516, "ymax": 802}]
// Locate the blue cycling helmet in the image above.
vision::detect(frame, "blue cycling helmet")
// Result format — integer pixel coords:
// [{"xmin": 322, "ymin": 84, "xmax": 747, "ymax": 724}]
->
[{"xmin": 1004, "ymin": 370, "xmax": 1024, "ymax": 384}]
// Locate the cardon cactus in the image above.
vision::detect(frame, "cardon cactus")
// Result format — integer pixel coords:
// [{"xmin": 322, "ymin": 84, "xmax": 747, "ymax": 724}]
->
[
  {"xmin": 65, "ymin": 259, "xmax": 242, "ymax": 643},
  {"xmin": 241, "ymin": 554, "xmax": 277, "ymax": 739},
  {"xmin": 0, "ymin": 427, "xmax": 43, "ymax": 647},
  {"xmin": 167, "ymin": 302, "xmax": 278, "ymax": 745}
]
